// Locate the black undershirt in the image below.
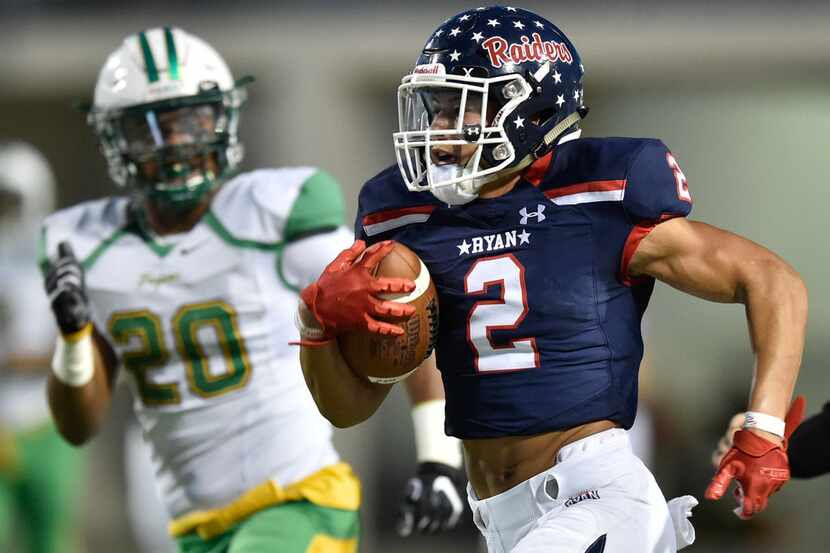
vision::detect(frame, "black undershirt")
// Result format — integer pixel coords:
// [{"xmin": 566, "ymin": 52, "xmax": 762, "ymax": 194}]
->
[{"xmin": 788, "ymin": 402, "xmax": 830, "ymax": 479}]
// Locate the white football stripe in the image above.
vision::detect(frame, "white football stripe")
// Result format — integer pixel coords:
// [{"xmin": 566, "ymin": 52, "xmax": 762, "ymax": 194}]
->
[
  {"xmin": 380, "ymin": 258, "xmax": 430, "ymax": 303},
  {"xmin": 550, "ymin": 189, "xmax": 624, "ymax": 206},
  {"xmin": 363, "ymin": 213, "xmax": 432, "ymax": 236}
]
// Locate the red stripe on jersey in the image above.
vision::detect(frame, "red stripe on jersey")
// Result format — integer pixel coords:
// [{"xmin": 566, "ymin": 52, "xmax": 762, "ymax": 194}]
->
[
  {"xmin": 619, "ymin": 214, "xmax": 685, "ymax": 286},
  {"xmin": 362, "ymin": 205, "xmax": 437, "ymax": 226},
  {"xmin": 544, "ymin": 179, "xmax": 627, "ymax": 199},
  {"xmin": 524, "ymin": 152, "xmax": 553, "ymax": 187}
]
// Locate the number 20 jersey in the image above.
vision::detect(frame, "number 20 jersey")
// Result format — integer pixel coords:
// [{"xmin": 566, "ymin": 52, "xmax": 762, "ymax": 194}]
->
[
  {"xmin": 40, "ymin": 168, "xmax": 345, "ymax": 517},
  {"xmin": 356, "ymin": 135, "xmax": 693, "ymax": 439}
]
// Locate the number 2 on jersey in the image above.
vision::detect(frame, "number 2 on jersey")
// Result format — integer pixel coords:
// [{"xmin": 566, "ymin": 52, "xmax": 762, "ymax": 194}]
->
[{"xmin": 465, "ymin": 254, "xmax": 539, "ymax": 372}]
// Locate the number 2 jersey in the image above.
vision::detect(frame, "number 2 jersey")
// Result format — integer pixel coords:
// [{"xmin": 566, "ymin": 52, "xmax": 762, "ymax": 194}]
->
[
  {"xmin": 356, "ymin": 134, "xmax": 693, "ymax": 439},
  {"xmin": 40, "ymin": 168, "xmax": 353, "ymax": 518}
]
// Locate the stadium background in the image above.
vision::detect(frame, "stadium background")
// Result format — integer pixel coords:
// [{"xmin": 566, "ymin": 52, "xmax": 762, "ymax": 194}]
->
[{"xmin": 1, "ymin": 1, "xmax": 829, "ymax": 551}]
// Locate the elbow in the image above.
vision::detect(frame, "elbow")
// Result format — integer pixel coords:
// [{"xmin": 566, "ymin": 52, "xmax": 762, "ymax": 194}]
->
[{"xmin": 749, "ymin": 256, "xmax": 808, "ymax": 315}]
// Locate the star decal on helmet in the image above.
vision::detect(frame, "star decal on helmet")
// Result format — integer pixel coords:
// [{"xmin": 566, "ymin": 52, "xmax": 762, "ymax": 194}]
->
[
  {"xmin": 553, "ymin": 70, "xmax": 562, "ymax": 84},
  {"xmin": 487, "ymin": 19, "xmax": 500, "ymax": 27},
  {"xmin": 450, "ymin": 27, "xmax": 462, "ymax": 37},
  {"xmin": 449, "ymin": 50, "xmax": 461, "ymax": 62},
  {"xmin": 472, "ymin": 32, "xmax": 484, "ymax": 43},
  {"xmin": 514, "ymin": 21, "xmax": 525, "ymax": 29}
]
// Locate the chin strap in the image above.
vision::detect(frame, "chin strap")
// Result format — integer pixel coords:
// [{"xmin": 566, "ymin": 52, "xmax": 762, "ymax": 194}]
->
[{"xmin": 513, "ymin": 109, "xmax": 586, "ymax": 173}]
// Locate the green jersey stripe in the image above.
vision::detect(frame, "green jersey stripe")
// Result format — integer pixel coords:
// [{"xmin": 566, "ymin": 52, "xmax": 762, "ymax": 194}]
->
[
  {"xmin": 82, "ymin": 229, "xmax": 128, "ymax": 270},
  {"xmin": 164, "ymin": 27, "xmax": 180, "ymax": 81},
  {"xmin": 138, "ymin": 31, "xmax": 160, "ymax": 83},
  {"xmin": 37, "ymin": 226, "xmax": 49, "ymax": 275},
  {"xmin": 204, "ymin": 212, "xmax": 281, "ymax": 250}
]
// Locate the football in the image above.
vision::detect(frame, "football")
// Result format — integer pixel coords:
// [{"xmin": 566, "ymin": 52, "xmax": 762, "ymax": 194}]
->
[{"xmin": 338, "ymin": 242, "xmax": 438, "ymax": 384}]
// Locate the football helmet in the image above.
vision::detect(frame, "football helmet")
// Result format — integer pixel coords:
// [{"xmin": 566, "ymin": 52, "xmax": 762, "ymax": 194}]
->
[
  {"xmin": 87, "ymin": 27, "xmax": 249, "ymax": 213},
  {"xmin": 394, "ymin": 6, "xmax": 587, "ymax": 204},
  {"xmin": 0, "ymin": 141, "xmax": 56, "ymax": 255}
]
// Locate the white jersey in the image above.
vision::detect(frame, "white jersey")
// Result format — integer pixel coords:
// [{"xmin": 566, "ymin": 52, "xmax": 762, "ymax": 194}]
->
[
  {"xmin": 41, "ymin": 167, "xmax": 353, "ymax": 518},
  {"xmin": 0, "ymin": 245, "xmax": 55, "ymax": 430}
]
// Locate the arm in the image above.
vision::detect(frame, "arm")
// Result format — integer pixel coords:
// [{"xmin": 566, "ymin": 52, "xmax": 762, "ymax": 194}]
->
[
  {"xmin": 397, "ymin": 355, "xmax": 466, "ymax": 536},
  {"xmin": 47, "ymin": 328, "xmax": 118, "ymax": 445},
  {"xmin": 43, "ymin": 242, "xmax": 120, "ymax": 446},
  {"xmin": 298, "ymin": 302, "xmax": 393, "ymax": 428},
  {"xmin": 628, "ymin": 218, "xmax": 808, "ymax": 517},
  {"xmin": 629, "ymin": 217, "xmax": 807, "ymax": 433}
]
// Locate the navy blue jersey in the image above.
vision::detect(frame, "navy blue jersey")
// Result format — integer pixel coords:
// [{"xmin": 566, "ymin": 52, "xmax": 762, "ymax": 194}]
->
[{"xmin": 355, "ymin": 137, "xmax": 692, "ymax": 439}]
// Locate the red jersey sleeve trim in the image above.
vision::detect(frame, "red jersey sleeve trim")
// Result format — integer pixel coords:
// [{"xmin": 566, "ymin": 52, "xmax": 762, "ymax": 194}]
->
[{"xmin": 619, "ymin": 214, "xmax": 684, "ymax": 286}]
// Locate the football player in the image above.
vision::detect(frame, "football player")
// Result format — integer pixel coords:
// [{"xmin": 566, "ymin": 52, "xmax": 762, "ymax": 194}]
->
[
  {"xmin": 296, "ymin": 6, "xmax": 807, "ymax": 553},
  {"xmin": 0, "ymin": 141, "xmax": 86, "ymax": 553},
  {"xmin": 40, "ymin": 27, "xmax": 463, "ymax": 553}
]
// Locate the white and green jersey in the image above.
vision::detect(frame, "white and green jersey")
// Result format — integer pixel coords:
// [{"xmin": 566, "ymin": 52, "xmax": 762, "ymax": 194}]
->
[{"xmin": 40, "ymin": 167, "xmax": 353, "ymax": 518}]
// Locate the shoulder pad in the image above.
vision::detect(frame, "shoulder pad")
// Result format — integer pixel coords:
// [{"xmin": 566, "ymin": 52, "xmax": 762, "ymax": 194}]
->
[
  {"xmin": 38, "ymin": 197, "xmax": 129, "ymax": 274},
  {"xmin": 211, "ymin": 168, "xmax": 345, "ymax": 244},
  {"xmin": 622, "ymin": 139, "xmax": 693, "ymax": 222},
  {"xmin": 355, "ymin": 164, "xmax": 440, "ymax": 243},
  {"xmin": 537, "ymin": 137, "xmax": 645, "ymax": 205}
]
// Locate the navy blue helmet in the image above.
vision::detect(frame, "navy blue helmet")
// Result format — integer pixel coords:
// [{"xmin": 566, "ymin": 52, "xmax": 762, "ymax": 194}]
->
[{"xmin": 394, "ymin": 6, "xmax": 586, "ymax": 204}]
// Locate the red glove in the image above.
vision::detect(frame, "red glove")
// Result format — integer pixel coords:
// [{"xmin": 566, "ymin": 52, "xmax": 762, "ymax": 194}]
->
[
  {"xmin": 299, "ymin": 240, "xmax": 416, "ymax": 344},
  {"xmin": 705, "ymin": 395, "xmax": 806, "ymax": 519}
]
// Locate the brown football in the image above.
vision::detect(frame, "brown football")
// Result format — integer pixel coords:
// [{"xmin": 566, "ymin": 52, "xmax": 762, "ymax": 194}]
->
[{"xmin": 338, "ymin": 242, "xmax": 438, "ymax": 384}]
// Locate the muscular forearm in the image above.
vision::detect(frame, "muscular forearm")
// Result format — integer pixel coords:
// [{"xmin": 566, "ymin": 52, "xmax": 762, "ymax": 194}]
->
[
  {"xmin": 48, "ymin": 331, "xmax": 117, "ymax": 445},
  {"xmin": 742, "ymin": 258, "xmax": 807, "ymax": 422},
  {"xmin": 300, "ymin": 341, "xmax": 392, "ymax": 427}
]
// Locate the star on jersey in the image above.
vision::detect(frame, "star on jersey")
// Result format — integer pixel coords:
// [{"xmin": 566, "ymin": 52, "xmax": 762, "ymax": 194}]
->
[
  {"xmin": 450, "ymin": 27, "xmax": 462, "ymax": 37},
  {"xmin": 472, "ymin": 31, "xmax": 484, "ymax": 42},
  {"xmin": 513, "ymin": 21, "xmax": 525, "ymax": 29},
  {"xmin": 556, "ymin": 94, "xmax": 565, "ymax": 107},
  {"xmin": 487, "ymin": 18, "xmax": 500, "ymax": 27},
  {"xmin": 449, "ymin": 50, "xmax": 461, "ymax": 61},
  {"xmin": 456, "ymin": 230, "xmax": 530, "ymax": 256}
]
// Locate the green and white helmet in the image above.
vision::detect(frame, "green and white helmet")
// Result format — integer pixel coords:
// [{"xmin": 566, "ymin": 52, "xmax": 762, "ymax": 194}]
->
[
  {"xmin": 88, "ymin": 26, "xmax": 249, "ymax": 212},
  {"xmin": 0, "ymin": 141, "xmax": 55, "ymax": 256}
]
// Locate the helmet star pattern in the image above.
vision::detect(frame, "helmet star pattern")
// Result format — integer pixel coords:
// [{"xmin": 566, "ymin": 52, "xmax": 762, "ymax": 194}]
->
[{"xmin": 393, "ymin": 5, "xmax": 586, "ymax": 204}]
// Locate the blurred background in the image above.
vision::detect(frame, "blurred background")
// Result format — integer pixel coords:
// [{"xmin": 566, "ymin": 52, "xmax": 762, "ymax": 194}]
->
[{"xmin": 1, "ymin": 1, "xmax": 829, "ymax": 552}]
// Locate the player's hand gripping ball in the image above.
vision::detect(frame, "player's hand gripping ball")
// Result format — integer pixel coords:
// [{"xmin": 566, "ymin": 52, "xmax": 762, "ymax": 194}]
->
[
  {"xmin": 338, "ymin": 241, "xmax": 438, "ymax": 384},
  {"xmin": 705, "ymin": 396, "xmax": 805, "ymax": 519}
]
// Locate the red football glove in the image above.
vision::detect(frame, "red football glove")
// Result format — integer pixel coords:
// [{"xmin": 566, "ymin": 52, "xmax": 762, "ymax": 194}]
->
[
  {"xmin": 705, "ymin": 395, "xmax": 806, "ymax": 519},
  {"xmin": 299, "ymin": 240, "xmax": 416, "ymax": 343}
]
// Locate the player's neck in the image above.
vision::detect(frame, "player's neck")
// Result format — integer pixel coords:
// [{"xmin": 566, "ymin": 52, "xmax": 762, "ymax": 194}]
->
[
  {"xmin": 478, "ymin": 172, "xmax": 523, "ymax": 199},
  {"xmin": 143, "ymin": 195, "xmax": 213, "ymax": 236}
]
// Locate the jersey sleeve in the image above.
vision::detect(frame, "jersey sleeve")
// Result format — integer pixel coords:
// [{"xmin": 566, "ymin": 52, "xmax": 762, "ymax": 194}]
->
[
  {"xmin": 283, "ymin": 169, "xmax": 345, "ymax": 242},
  {"xmin": 618, "ymin": 141, "xmax": 692, "ymax": 286},
  {"xmin": 279, "ymin": 226, "xmax": 354, "ymax": 292},
  {"xmin": 622, "ymin": 140, "xmax": 692, "ymax": 223}
]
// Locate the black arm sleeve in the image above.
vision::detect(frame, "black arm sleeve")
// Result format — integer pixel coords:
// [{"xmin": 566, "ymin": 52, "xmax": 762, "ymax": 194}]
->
[{"xmin": 788, "ymin": 402, "xmax": 830, "ymax": 479}]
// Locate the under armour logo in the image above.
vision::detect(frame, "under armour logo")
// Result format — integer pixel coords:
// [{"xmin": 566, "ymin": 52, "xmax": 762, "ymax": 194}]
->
[{"xmin": 519, "ymin": 204, "xmax": 546, "ymax": 225}]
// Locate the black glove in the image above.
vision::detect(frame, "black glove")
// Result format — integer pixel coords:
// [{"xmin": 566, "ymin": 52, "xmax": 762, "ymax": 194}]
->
[
  {"xmin": 396, "ymin": 461, "xmax": 467, "ymax": 536},
  {"xmin": 44, "ymin": 242, "xmax": 91, "ymax": 336}
]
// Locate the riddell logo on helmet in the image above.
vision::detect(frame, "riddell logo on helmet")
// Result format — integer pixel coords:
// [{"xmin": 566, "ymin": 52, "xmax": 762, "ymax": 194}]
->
[
  {"xmin": 482, "ymin": 33, "xmax": 573, "ymax": 69},
  {"xmin": 413, "ymin": 64, "xmax": 446, "ymax": 75}
]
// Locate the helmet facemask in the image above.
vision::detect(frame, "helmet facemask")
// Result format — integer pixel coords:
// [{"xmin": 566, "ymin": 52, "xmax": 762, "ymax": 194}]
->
[
  {"xmin": 89, "ymin": 84, "xmax": 246, "ymax": 214},
  {"xmin": 394, "ymin": 69, "xmax": 531, "ymax": 205}
]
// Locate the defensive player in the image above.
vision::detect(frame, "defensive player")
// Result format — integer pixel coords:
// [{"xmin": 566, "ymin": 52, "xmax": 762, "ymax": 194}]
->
[
  {"xmin": 296, "ymin": 6, "xmax": 807, "ymax": 553},
  {"xmin": 0, "ymin": 141, "xmax": 86, "ymax": 553},
  {"xmin": 40, "ymin": 27, "xmax": 463, "ymax": 552}
]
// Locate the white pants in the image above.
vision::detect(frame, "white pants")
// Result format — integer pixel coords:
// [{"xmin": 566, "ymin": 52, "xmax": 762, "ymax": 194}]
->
[{"xmin": 468, "ymin": 429, "xmax": 684, "ymax": 553}]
